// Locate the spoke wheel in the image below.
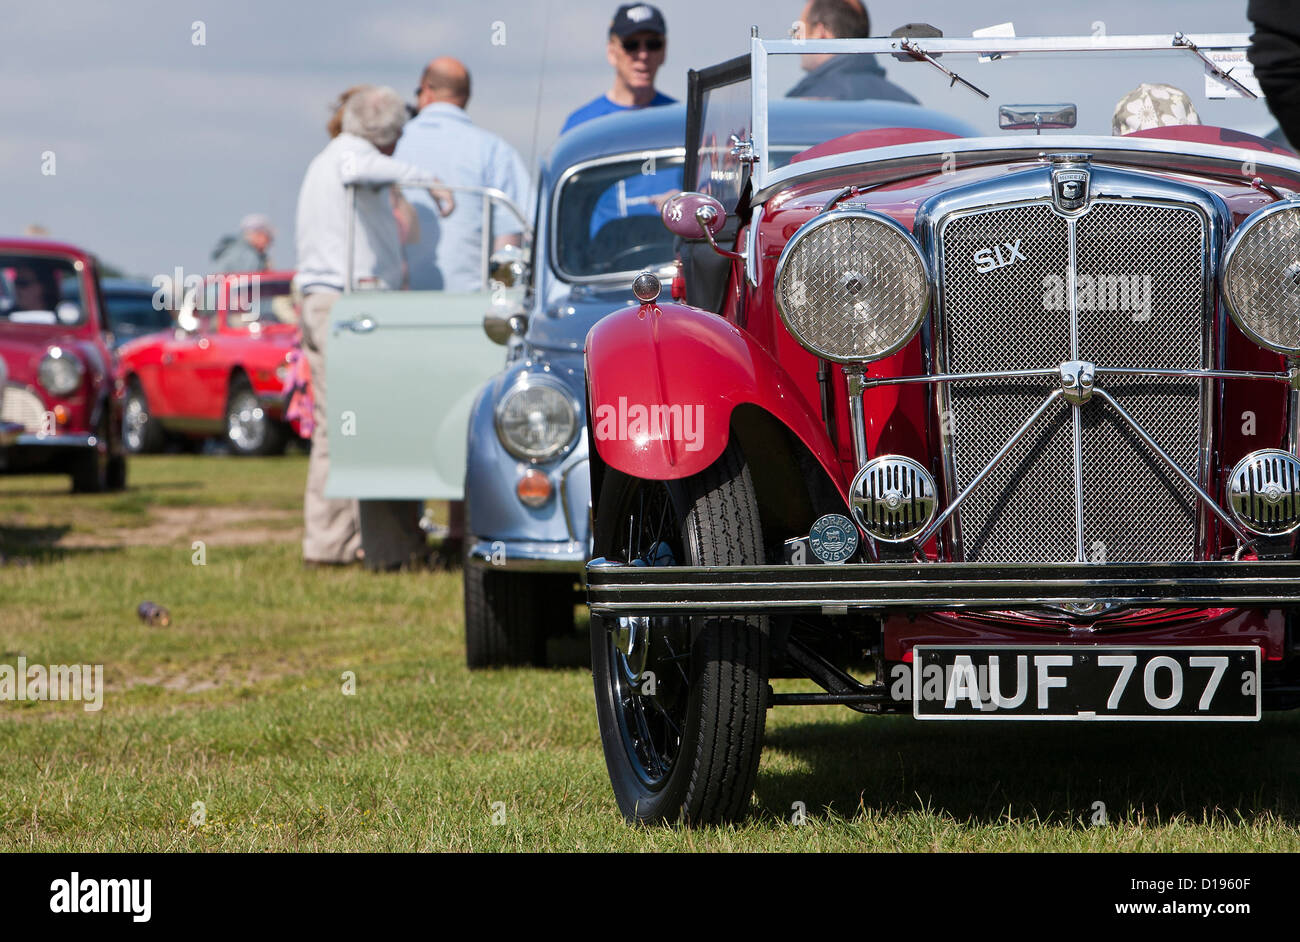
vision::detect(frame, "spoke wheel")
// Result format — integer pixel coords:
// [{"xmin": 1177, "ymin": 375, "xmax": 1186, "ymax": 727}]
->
[{"xmin": 591, "ymin": 440, "xmax": 768, "ymax": 824}]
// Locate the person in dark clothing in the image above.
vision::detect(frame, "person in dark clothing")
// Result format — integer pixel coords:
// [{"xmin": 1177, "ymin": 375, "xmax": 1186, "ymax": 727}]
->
[
  {"xmin": 1248, "ymin": 0, "xmax": 1300, "ymax": 147},
  {"xmin": 787, "ymin": 0, "xmax": 916, "ymax": 103}
]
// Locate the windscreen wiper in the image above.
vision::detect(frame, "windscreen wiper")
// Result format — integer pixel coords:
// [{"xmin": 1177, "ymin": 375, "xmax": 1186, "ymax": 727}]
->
[
  {"xmin": 1172, "ymin": 31, "xmax": 1258, "ymax": 99},
  {"xmin": 896, "ymin": 37, "xmax": 990, "ymax": 99}
]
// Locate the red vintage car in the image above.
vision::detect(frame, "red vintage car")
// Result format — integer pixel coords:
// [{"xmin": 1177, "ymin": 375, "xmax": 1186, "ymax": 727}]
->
[
  {"xmin": 0, "ymin": 238, "xmax": 126, "ymax": 491},
  {"xmin": 583, "ymin": 33, "xmax": 1300, "ymax": 823},
  {"xmin": 117, "ymin": 270, "xmax": 304, "ymax": 455}
]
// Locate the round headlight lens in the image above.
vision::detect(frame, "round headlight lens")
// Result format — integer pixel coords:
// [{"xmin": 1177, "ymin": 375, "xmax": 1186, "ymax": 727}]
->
[
  {"xmin": 495, "ymin": 376, "xmax": 577, "ymax": 461},
  {"xmin": 1223, "ymin": 202, "xmax": 1300, "ymax": 354},
  {"xmin": 775, "ymin": 210, "xmax": 930, "ymax": 363},
  {"xmin": 38, "ymin": 347, "xmax": 83, "ymax": 396}
]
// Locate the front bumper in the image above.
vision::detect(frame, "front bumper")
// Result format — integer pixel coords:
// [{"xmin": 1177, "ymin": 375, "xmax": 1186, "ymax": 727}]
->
[
  {"xmin": 586, "ymin": 560, "xmax": 1300, "ymax": 615},
  {"xmin": 10, "ymin": 433, "xmax": 96, "ymax": 449},
  {"xmin": 467, "ymin": 538, "xmax": 587, "ymax": 573}
]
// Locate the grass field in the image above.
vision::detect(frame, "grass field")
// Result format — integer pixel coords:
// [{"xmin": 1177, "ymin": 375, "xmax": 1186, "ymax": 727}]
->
[{"xmin": 0, "ymin": 454, "xmax": 1297, "ymax": 851}]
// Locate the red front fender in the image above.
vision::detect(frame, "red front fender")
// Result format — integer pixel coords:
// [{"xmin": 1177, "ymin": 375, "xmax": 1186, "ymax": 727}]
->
[{"xmin": 584, "ymin": 301, "xmax": 842, "ymax": 485}]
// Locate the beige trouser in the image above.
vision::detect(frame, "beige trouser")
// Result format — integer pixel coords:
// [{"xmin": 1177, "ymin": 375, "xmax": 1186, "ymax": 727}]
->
[{"xmin": 301, "ymin": 291, "xmax": 361, "ymax": 563}]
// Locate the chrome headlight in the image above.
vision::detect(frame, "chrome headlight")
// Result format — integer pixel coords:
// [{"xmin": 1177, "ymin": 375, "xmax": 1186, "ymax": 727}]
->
[
  {"xmin": 1223, "ymin": 201, "xmax": 1300, "ymax": 354},
  {"xmin": 38, "ymin": 347, "xmax": 83, "ymax": 396},
  {"xmin": 774, "ymin": 210, "xmax": 930, "ymax": 363},
  {"xmin": 494, "ymin": 374, "xmax": 578, "ymax": 462}
]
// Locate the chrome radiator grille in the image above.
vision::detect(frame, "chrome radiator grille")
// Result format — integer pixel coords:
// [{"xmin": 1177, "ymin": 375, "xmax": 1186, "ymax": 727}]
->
[
  {"xmin": 2, "ymin": 384, "xmax": 45, "ymax": 434},
  {"xmin": 938, "ymin": 199, "xmax": 1206, "ymax": 563}
]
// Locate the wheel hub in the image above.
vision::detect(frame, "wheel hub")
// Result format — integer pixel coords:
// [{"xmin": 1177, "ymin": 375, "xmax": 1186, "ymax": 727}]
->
[{"xmin": 229, "ymin": 392, "xmax": 265, "ymax": 450}]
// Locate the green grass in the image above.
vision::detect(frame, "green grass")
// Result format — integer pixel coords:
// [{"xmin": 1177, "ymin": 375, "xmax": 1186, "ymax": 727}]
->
[{"xmin": 0, "ymin": 455, "xmax": 1297, "ymax": 851}]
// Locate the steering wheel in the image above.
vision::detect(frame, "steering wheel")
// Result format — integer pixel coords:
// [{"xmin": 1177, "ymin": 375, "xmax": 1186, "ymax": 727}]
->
[{"xmin": 600, "ymin": 242, "xmax": 664, "ymax": 273}]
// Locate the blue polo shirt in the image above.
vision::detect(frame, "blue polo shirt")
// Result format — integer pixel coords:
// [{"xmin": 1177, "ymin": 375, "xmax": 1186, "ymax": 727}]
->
[
  {"xmin": 561, "ymin": 91, "xmax": 676, "ymax": 133},
  {"xmin": 394, "ymin": 103, "xmax": 533, "ymax": 291}
]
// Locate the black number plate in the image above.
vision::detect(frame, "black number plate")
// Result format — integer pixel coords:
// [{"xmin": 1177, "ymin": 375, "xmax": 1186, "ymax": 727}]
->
[{"xmin": 912, "ymin": 646, "xmax": 1260, "ymax": 721}]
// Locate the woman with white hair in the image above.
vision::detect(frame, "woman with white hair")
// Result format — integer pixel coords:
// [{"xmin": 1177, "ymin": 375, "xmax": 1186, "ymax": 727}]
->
[{"xmin": 294, "ymin": 84, "xmax": 452, "ymax": 569}]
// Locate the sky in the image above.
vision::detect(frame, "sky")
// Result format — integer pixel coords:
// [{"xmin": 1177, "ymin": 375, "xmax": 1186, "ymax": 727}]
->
[{"xmin": 0, "ymin": 0, "xmax": 1270, "ymax": 279}]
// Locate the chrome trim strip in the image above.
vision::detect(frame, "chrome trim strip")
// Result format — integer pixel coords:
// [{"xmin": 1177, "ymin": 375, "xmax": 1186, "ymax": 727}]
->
[
  {"xmin": 586, "ymin": 558, "xmax": 1300, "ymax": 613},
  {"xmin": 1094, "ymin": 388, "xmax": 1252, "ymax": 543},
  {"xmin": 1072, "ymin": 402, "xmax": 1086, "ymax": 562},
  {"xmin": 754, "ymin": 137, "xmax": 1300, "ymax": 206},
  {"xmin": 845, "ymin": 370, "xmax": 869, "ymax": 467},
  {"xmin": 559, "ymin": 458, "xmax": 588, "ymax": 543},
  {"xmin": 757, "ymin": 34, "xmax": 1254, "ymax": 54},
  {"xmin": 10, "ymin": 434, "xmax": 94, "ymax": 448},
  {"xmin": 752, "ymin": 33, "xmax": 768, "ymax": 204},
  {"xmin": 912, "ymin": 390, "xmax": 1064, "ymax": 547},
  {"xmin": 467, "ymin": 538, "xmax": 585, "ymax": 572},
  {"xmin": 745, "ymin": 202, "xmax": 763, "ymax": 288},
  {"xmin": 1067, "ymin": 210, "xmax": 1085, "ymax": 562},
  {"xmin": 1290, "ymin": 357, "xmax": 1300, "ymax": 455},
  {"xmin": 865, "ymin": 368, "xmax": 1293, "ymax": 388}
]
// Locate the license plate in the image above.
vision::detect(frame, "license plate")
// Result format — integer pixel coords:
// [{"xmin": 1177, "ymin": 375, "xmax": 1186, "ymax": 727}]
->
[{"xmin": 912, "ymin": 646, "xmax": 1261, "ymax": 721}]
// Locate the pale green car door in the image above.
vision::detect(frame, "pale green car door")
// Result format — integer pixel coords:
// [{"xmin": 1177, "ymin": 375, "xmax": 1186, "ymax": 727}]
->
[
  {"xmin": 324, "ymin": 288, "xmax": 510, "ymax": 500},
  {"xmin": 324, "ymin": 182, "xmax": 530, "ymax": 500}
]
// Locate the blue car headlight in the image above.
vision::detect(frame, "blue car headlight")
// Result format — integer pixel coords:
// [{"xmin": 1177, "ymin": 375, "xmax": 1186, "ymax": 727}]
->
[{"xmin": 494, "ymin": 374, "xmax": 578, "ymax": 462}]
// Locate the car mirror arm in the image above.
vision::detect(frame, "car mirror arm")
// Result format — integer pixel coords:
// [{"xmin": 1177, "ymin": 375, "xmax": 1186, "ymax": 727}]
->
[{"xmin": 694, "ymin": 206, "xmax": 746, "ymax": 263}]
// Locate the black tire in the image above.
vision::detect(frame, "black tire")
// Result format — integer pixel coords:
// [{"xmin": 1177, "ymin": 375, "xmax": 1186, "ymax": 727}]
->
[
  {"xmin": 107, "ymin": 454, "xmax": 127, "ymax": 491},
  {"xmin": 590, "ymin": 440, "xmax": 768, "ymax": 825},
  {"xmin": 123, "ymin": 380, "xmax": 165, "ymax": 454},
  {"xmin": 464, "ymin": 561, "xmax": 574, "ymax": 668},
  {"xmin": 225, "ymin": 375, "xmax": 287, "ymax": 456},
  {"xmin": 70, "ymin": 421, "xmax": 111, "ymax": 494}
]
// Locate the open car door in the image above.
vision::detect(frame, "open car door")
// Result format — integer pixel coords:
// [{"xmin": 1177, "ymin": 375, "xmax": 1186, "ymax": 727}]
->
[{"xmin": 325, "ymin": 183, "xmax": 531, "ymax": 500}]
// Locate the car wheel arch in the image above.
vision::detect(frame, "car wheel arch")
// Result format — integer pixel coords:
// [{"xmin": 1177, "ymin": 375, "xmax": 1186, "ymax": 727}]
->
[{"xmin": 588, "ymin": 402, "xmax": 847, "ymax": 560}]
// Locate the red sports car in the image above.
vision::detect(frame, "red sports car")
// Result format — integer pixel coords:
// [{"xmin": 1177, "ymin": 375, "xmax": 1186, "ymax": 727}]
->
[
  {"xmin": 0, "ymin": 238, "xmax": 126, "ymax": 492},
  {"xmin": 117, "ymin": 270, "xmax": 305, "ymax": 456}
]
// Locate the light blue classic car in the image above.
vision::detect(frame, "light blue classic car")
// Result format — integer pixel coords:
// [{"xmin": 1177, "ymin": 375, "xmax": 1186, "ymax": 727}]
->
[
  {"xmin": 462, "ymin": 105, "xmax": 687, "ymax": 667},
  {"xmin": 462, "ymin": 97, "xmax": 976, "ymax": 666}
]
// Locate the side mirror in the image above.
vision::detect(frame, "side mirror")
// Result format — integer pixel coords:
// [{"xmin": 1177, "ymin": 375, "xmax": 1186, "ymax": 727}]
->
[
  {"xmin": 484, "ymin": 298, "xmax": 528, "ymax": 346},
  {"xmin": 661, "ymin": 191, "xmax": 727, "ymax": 240},
  {"xmin": 488, "ymin": 244, "xmax": 529, "ymax": 288}
]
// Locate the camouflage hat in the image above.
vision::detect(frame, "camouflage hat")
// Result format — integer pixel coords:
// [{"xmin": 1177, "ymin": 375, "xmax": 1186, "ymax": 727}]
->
[{"xmin": 1112, "ymin": 83, "xmax": 1201, "ymax": 135}]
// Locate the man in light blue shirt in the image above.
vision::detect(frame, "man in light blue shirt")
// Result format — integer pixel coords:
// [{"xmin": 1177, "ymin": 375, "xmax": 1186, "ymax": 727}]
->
[{"xmin": 395, "ymin": 58, "xmax": 533, "ymax": 291}]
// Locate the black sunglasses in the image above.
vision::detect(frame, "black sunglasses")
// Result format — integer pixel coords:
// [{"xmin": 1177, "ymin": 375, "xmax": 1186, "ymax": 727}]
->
[{"xmin": 621, "ymin": 37, "xmax": 664, "ymax": 53}]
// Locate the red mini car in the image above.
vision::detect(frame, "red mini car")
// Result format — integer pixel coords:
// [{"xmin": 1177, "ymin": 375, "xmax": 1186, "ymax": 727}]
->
[
  {"xmin": 117, "ymin": 270, "xmax": 304, "ymax": 456},
  {"xmin": 0, "ymin": 238, "xmax": 126, "ymax": 492}
]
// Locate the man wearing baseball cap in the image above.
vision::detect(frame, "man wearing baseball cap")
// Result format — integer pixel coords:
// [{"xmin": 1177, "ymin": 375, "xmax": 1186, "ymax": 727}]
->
[{"xmin": 561, "ymin": 4, "xmax": 675, "ymax": 133}]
